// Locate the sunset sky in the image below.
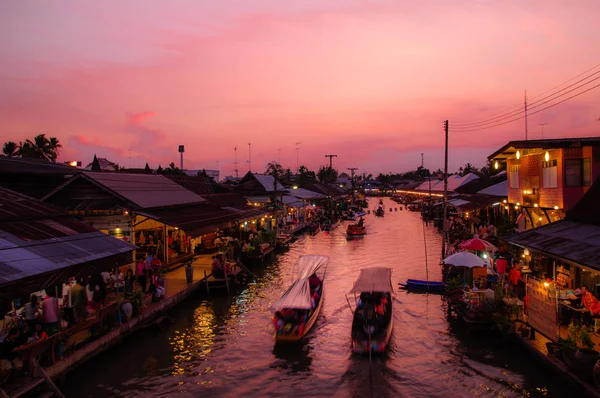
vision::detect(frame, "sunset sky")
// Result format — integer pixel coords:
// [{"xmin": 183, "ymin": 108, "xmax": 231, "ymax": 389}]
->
[{"xmin": 1, "ymin": 0, "xmax": 599, "ymax": 177}]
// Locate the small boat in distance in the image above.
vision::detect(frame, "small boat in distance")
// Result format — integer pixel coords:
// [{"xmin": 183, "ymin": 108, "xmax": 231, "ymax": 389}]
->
[
  {"xmin": 375, "ymin": 200, "xmax": 385, "ymax": 217},
  {"xmin": 272, "ymin": 255, "xmax": 330, "ymax": 342},
  {"xmin": 346, "ymin": 218, "xmax": 366, "ymax": 238},
  {"xmin": 348, "ymin": 267, "xmax": 394, "ymax": 355}
]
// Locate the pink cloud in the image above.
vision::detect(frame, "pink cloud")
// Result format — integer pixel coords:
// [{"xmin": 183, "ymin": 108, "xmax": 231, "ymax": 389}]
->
[{"xmin": 1, "ymin": 1, "xmax": 600, "ymax": 175}]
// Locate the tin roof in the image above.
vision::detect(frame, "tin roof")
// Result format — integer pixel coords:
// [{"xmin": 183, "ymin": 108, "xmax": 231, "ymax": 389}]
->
[
  {"xmin": 506, "ymin": 221, "xmax": 600, "ymax": 271},
  {"xmin": 506, "ymin": 176, "xmax": 600, "ymax": 270},
  {"xmin": 137, "ymin": 203, "xmax": 269, "ymax": 236},
  {"xmin": 488, "ymin": 137, "xmax": 600, "ymax": 160},
  {"xmin": 44, "ymin": 172, "xmax": 206, "ymax": 209},
  {"xmin": 0, "ymin": 188, "xmax": 136, "ymax": 298}
]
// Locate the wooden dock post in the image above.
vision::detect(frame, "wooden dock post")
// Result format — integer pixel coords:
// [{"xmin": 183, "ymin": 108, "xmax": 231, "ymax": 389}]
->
[{"xmin": 204, "ymin": 271, "xmax": 209, "ymax": 293}]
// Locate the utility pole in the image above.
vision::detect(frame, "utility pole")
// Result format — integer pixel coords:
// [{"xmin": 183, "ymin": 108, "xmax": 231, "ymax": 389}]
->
[
  {"xmin": 421, "ymin": 153, "xmax": 424, "ymax": 168},
  {"xmin": 441, "ymin": 120, "xmax": 449, "ymax": 259},
  {"xmin": 248, "ymin": 142, "xmax": 252, "ymax": 172},
  {"xmin": 295, "ymin": 142, "xmax": 301, "ymax": 172},
  {"xmin": 348, "ymin": 167, "xmax": 358, "ymax": 203},
  {"xmin": 278, "ymin": 148, "xmax": 282, "ymax": 164},
  {"xmin": 234, "ymin": 146, "xmax": 239, "ymax": 178},
  {"xmin": 524, "ymin": 90, "xmax": 529, "ymax": 140},
  {"xmin": 324, "ymin": 154, "xmax": 338, "ymax": 170},
  {"xmin": 539, "ymin": 123, "xmax": 548, "ymax": 139}
]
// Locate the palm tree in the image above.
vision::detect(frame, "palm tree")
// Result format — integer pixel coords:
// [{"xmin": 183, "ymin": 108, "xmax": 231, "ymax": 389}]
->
[
  {"xmin": 19, "ymin": 134, "xmax": 61, "ymax": 162},
  {"xmin": 265, "ymin": 162, "xmax": 285, "ymax": 212},
  {"xmin": 2, "ymin": 141, "xmax": 19, "ymax": 157}
]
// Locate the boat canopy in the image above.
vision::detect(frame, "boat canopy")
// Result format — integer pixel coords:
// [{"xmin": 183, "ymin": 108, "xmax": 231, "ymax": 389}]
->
[
  {"xmin": 349, "ymin": 267, "xmax": 393, "ymax": 294},
  {"xmin": 270, "ymin": 255, "xmax": 330, "ymax": 310},
  {"xmin": 296, "ymin": 255, "xmax": 330, "ymax": 280}
]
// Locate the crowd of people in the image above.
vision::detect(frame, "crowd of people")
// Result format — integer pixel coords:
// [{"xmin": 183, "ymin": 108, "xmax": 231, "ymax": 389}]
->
[
  {"xmin": 1, "ymin": 253, "xmax": 170, "ymax": 382},
  {"xmin": 353, "ymin": 292, "xmax": 391, "ymax": 339}
]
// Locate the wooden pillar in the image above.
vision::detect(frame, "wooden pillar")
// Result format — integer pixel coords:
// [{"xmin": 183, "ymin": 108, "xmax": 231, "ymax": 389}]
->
[
  {"xmin": 130, "ymin": 215, "xmax": 136, "ymax": 265},
  {"xmin": 164, "ymin": 224, "xmax": 168, "ymax": 264}
]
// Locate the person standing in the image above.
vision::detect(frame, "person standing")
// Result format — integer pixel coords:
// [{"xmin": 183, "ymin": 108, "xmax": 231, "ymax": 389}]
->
[
  {"xmin": 62, "ymin": 278, "xmax": 74, "ymax": 327},
  {"xmin": 24, "ymin": 296, "xmax": 39, "ymax": 329},
  {"xmin": 71, "ymin": 278, "xmax": 87, "ymax": 324},
  {"xmin": 137, "ymin": 258, "xmax": 147, "ymax": 293},
  {"xmin": 41, "ymin": 294, "xmax": 58, "ymax": 335},
  {"xmin": 124, "ymin": 269, "xmax": 135, "ymax": 294}
]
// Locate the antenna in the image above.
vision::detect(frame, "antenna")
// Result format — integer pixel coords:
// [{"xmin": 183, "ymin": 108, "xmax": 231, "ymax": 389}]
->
[
  {"xmin": 295, "ymin": 142, "xmax": 301, "ymax": 172},
  {"xmin": 538, "ymin": 123, "xmax": 548, "ymax": 139},
  {"xmin": 421, "ymin": 153, "xmax": 424, "ymax": 168},
  {"xmin": 234, "ymin": 146, "xmax": 239, "ymax": 178},
  {"xmin": 278, "ymin": 148, "xmax": 282, "ymax": 164}
]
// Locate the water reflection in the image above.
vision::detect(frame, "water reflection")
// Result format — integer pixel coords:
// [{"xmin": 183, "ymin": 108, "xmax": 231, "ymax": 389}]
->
[
  {"xmin": 61, "ymin": 198, "xmax": 569, "ymax": 397},
  {"xmin": 271, "ymin": 339, "xmax": 313, "ymax": 374}
]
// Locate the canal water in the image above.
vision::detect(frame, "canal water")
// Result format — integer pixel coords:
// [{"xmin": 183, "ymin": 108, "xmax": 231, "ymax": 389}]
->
[{"xmin": 62, "ymin": 198, "xmax": 567, "ymax": 397}]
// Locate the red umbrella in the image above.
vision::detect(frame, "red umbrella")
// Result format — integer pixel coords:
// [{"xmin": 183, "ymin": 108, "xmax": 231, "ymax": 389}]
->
[{"xmin": 459, "ymin": 238, "xmax": 496, "ymax": 251}]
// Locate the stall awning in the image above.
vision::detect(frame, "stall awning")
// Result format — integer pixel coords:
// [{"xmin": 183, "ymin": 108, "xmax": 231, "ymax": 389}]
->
[
  {"xmin": 137, "ymin": 203, "xmax": 270, "ymax": 236},
  {"xmin": 0, "ymin": 231, "xmax": 135, "ymax": 300},
  {"xmin": 506, "ymin": 220, "xmax": 600, "ymax": 272}
]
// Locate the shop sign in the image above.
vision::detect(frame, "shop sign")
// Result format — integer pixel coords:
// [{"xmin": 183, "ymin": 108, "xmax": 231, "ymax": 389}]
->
[{"xmin": 527, "ymin": 276, "xmax": 558, "ymax": 341}]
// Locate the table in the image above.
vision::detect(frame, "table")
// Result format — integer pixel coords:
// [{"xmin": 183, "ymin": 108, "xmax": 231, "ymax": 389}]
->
[
  {"xmin": 503, "ymin": 298, "xmax": 524, "ymax": 320},
  {"xmin": 560, "ymin": 301, "xmax": 589, "ymax": 325}
]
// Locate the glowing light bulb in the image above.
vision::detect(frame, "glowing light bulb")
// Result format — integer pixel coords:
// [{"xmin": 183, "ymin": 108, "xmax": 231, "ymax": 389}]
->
[
  {"xmin": 554, "ymin": 206, "xmax": 559, "ymax": 210},
  {"xmin": 544, "ymin": 151, "xmax": 550, "ymax": 162},
  {"xmin": 494, "ymin": 161, "xmax": 499, "ymax": 170},
  {"xmin": 544, "ymin": 282, "xmax": 550, "ymax": 287},
  {"xmin": 516, "ymin": 150, "xmax": 521, "ymax": 159}
]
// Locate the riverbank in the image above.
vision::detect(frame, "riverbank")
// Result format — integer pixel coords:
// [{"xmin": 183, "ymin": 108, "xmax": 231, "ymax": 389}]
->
[
  {"xmin": 0, "ymin": 255, "xmax": 220, "ymax": 398},
  {"xmin": 514, "ymin": 328, "xmax": 600, "ymax": 398}
]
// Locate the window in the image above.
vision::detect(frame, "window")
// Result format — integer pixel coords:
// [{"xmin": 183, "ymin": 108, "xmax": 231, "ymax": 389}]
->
[
  {"xmin": 583, "ymin": 158, "xmax": 592, "ymax": 186},
  {"xmin": 564, "ymin": 158, "xmax": 588, "ymax": 187},
  {"xmin": 509, "ymin": 165, "xmax": 519, "ymax": 189},
  {"xmin": 543, "ymin": 159, "xmax": 558, "ymax": 188}
]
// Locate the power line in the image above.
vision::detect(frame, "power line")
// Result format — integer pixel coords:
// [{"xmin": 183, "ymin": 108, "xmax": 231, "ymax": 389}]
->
[
  {"xmin": 450, "ymin": 82, "xmax": 600, "ymax": 133},
  {"xmin": 453, "ymin": 69, "xmax": 600, "ymax": 128},
  {"xmin": 453, "ymin": 63, "xmax": 600, "ymax": 127}
]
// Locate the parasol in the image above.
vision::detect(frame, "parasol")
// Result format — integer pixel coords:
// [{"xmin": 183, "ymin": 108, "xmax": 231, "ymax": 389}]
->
[
  {"xmin": 459, "ymin": 238, "xmax": 496, "ymax": 251},
  {"xmin": 442, "ymin": 252, "xmax": 485, "ymax": 268}
]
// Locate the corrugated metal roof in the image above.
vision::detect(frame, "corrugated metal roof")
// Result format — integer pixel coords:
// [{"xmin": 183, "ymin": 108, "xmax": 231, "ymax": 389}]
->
[
  {"xmin": 507, "ymin": 221, "xmax": 600, "ymax": 271},
  {"xmin": 0, "ymin": 231, "xmax": 135, "ymax": 288},
  {"xmin": 137, "ymin": 203, "xmax": 270, "ymax": 237},
  {"xmin": 0, "ymin": 188, "xmax": 66, "ymax": 221},
  {"xmin": 415, "ymin": 174, "xmax": 479, "ymax": 193},
  {"xmin": 252, "ymin": 174, "xmax": 286, "ymax": 192},
  {"xmin": 164, "ymin": 174, "xmax": 215, "ymax": 195},
  {"xmin": 290, "ymin": 188, "xmax": 326, "ymax": 200},
  {"xmin": 281, "ymin": 195, "xmax": 310, "ymax": 208},
  {"xmin": 477, "ymin": 180, "xmax": 508, "ymax": 197},
  {"xmin": 71, "ymin": 173, "xmax": 206, "ymax": 209}
]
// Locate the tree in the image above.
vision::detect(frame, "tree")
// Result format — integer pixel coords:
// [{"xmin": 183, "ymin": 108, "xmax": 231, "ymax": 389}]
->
[
  {"xmin": 317, "ymin": 165, "xmax": 338, "ymax": 184},
  {"xmin": 460, "ymin": 163, "xmax": 477, "ymax": 176},
  {"xmin": 163, "ymin": 162, "xmax": 186, "ymax": 175},
  {"xmin": 479, "ymin": 159, "xmax": 505, "ymax": 178},
  {"xmin": 265, "ymin": 162, "xmax": 285, "ymax": 212},
  {"xmin": 18, "ymin": 134, "xmax": 61, "ymax": 162},
  {"xmin": 156, "ymin": 165, "xmax": 164, "ymax": 174},
  {"xmin": 297, "ymin": 165, "xmax": 316, "ymax": 184},
  {"xmin": 2, "ymin": 141, "xmax": 18, "ymax": 157}
]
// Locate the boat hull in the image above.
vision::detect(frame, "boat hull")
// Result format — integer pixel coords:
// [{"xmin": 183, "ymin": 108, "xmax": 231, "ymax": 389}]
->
[
  {"xmin": 398, "ymin": 279, "xmax": 445, "ymax": 292},
  {"xmin": 274, "ymin": 286, "xmax": 324, "ymax": 342}
]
